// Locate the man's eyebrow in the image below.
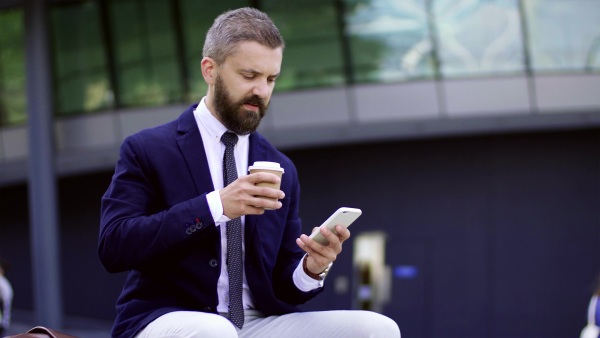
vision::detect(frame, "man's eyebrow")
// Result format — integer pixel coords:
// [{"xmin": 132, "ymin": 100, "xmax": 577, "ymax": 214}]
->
[
  {"xmin": 240, "ymin": 69, "xmax": 261, "ymax": 75},
  {"xmin": 240, "ymin": 69, "xmax": 280, "ymax": 78}
]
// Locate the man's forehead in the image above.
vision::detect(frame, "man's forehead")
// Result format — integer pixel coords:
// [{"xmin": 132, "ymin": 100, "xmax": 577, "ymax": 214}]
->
[{"xmin": 224, "ymin": 41, "xmax": 282, "ymax": 74}]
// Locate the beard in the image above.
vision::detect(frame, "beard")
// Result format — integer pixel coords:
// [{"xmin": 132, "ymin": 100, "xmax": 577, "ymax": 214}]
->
[{"xmin": 213, "ymin": 75, "xmax": 268, "ymax": 135}]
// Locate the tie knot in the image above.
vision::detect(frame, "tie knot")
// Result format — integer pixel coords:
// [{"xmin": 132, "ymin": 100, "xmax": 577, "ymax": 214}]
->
[{"xmin": 221, "ymin": 132, "xmax": 238, "ymax": 148}]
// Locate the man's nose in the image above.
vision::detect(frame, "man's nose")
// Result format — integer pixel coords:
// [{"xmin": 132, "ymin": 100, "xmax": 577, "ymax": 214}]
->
[{"xmin": 252, "ymin": 80, "xmax": 270, "ymax": 98}]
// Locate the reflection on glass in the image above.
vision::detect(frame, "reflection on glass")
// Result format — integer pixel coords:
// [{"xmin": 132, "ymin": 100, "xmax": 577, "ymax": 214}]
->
[
  {"xmin": 0, "ymin": 8, "xmax": 26, "ymax": 125},
  {"xmin": 2, "ymin": 0, "xmax": 599, "ymax": 127},
  {"xmin": 51, "ymin": 2, "xmax": 111, "ymax": 116},
  {"xmin": 344, "ymin": 0, "xmax": 434, "ymax": 83},
  {"xmin": 262, "ymin": 0, "xmax": 345, "ymax": 90},
  {"xmin": 179, "ymin": 0, "xmax": 248, "ymax": 103},
  {"xmin": 434, "ymin": 0, "xmax": 525, "ymax": 77},
  {"xmin": 525, "ymin": 0, "xmax": 600, "ymax": 73},
  {"xmin": 109, "ymin": 0, "xmax": 182, "ymax": 107}
]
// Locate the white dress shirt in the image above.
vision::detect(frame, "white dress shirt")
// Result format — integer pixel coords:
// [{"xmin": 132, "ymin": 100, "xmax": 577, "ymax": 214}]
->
[{"xmin": 193, "ymin": 98, "xmax": 322, "ymax": 314}]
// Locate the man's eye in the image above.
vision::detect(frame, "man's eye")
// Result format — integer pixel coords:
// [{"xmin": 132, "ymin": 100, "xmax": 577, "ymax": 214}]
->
[{"xmin": 242, "ymin": 74, "xmax": 254, "ymax": 79}]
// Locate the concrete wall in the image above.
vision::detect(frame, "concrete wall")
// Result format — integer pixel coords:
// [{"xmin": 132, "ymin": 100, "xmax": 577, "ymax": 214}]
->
[{"xmin": 2, "ymin": 74, "xmax": 600, "ymax": 185}]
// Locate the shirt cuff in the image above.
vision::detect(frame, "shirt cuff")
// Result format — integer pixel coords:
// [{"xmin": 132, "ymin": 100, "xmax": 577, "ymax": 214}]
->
[
  {"xmin": 206, "ymin": 190, "xmax": 231, "ymax": 223},
  {"xmin": 293, "ymin": 254, "xmax": 324, "ymax": 292}
]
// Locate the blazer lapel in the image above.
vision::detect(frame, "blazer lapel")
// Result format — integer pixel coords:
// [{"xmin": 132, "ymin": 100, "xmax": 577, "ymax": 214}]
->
[
  {"xmin": 175, "ymin": 105, "xmax": 215, "ymax": 195},
  {"xmin": 174, "ymin": 113, "xmax": 268, "ymax": 242}
]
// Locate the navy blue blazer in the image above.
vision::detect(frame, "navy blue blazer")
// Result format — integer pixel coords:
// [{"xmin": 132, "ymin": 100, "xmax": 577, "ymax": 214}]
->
[{"xmin": 99, "ymin": 104, "xmax": 322, "ymax": 338}]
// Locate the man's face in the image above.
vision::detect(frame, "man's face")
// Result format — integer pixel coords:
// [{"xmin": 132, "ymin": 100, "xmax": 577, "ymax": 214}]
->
[
  {"xmin": 211, "ymin": 41, "xmax": 282, "ymax": 135},
  {"xmin": 213, "ymin": 74, "xmax": 265, "ymax": 135}
]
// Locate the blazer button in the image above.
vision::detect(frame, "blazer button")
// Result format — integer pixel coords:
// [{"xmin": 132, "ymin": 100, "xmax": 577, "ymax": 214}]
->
[{"xmin": 209, "ymin": 259, "xmax": 218, "ymax": 268}]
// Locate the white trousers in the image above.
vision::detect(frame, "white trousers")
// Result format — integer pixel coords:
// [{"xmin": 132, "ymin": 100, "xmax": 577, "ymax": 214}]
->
[{"xmin": 136, "ymin": 309, "xmax": 400, "ymax": 338}]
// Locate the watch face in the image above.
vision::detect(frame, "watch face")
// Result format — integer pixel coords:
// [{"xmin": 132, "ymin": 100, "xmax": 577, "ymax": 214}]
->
[{"xmin": 319, "ymin": 265, "xmax": 331, "ymax": 280}]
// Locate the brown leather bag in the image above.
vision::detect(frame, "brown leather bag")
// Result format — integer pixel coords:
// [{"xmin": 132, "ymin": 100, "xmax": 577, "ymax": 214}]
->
[{"xmin": 5, "ymin": 326, "xmax": 78, "ymax": 338}]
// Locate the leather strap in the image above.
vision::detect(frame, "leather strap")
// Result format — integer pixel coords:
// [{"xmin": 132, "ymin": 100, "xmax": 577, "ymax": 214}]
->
[{"xmin": 8, "ymin": 326, "xmax": 78, "ymax": 338}]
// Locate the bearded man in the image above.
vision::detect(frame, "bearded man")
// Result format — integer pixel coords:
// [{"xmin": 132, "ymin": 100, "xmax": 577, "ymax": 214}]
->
[{"xmin": 99, "ymin": 7, "xmax": 400, "ymax": 338}]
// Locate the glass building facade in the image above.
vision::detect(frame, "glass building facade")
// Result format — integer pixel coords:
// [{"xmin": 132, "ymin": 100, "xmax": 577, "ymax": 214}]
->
[
  {"xmin": 0, "ymin": 7, "xmax": 26, "ymax": 125},
  {"xmin": 0, "ymin": 0, "xmax": 599, "ymax": 126}
]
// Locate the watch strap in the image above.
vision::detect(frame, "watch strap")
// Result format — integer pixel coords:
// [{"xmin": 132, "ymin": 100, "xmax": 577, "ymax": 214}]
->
[{"xmin": 303, "ymin": 255, "xmax": 332, "ymax": 281}]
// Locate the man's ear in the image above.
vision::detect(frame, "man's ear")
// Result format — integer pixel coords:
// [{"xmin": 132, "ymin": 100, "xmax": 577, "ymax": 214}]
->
[{"xmin": 201, "ymin": 57, "xmax": 217, "ymax": 85}]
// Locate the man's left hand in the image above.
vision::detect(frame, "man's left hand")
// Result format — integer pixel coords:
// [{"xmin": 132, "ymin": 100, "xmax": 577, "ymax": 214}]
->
[{"xmin": 295, "ymin": 225, "xmax": 351, "ymax": 275}]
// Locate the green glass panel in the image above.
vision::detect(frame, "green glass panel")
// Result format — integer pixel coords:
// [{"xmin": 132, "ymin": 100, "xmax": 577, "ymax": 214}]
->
[
  {"xmin": 344, "ymin": 0, "xmax": 434, "ymax": 83},
  {"xmin": 0, "ymin": 9, "xmax": 26, "ymax": 126},
  {"xmin": 524, "ymin": 0, "xmax": 600, "ymax": 73},
  {"xmin": 109, "ymin": 0, "xmax": 182, "ymax": 106},
  {"xmin": 262, "ymin": 0, "xmax": 345, "ymax": 90},
  {"xmin": 433, "ymin": 0, "xmax": 525, "ymax": 77},
  {"xmin": 179, "ymin": 0, "xmax": 249, "ymax": 103},
  {"xmin": 51, "ymin": 2, "xmax": 111, "ymax": 115}
]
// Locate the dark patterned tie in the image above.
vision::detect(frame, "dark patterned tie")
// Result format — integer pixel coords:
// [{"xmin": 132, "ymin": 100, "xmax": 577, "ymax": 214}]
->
[{"xmin": 221, "ymin": 131, "xmax": 244, "ymax": 329}]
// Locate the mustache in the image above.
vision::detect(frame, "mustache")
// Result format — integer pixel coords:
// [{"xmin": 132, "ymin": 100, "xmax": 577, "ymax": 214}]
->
[{"xmin": 243, "ymin": 95, "xmax": 265, "ymax": 108}]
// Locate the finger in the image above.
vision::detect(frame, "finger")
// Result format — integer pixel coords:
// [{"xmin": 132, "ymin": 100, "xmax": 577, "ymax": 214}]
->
[
  {"xmin": 247, "ymin": 172, "xmax": 281, "ymax": 185},
  {"xmin": 245, "ymin": 189, "xmax": 283, "ymax": 209},
  {"xmin": 320, "ymin": 226, "xmax": 341, "ymax": 245},
  {"xmin": 250, "ymin": 185, "xmax": 285, "ymax": 200},
  {"xmin": 240, "ymin": 204, "xmax": 267, "ymax": 215},
  {"xmin": 311, "ymin": 227, "xmax": 320, "ymax": 234},
  {"xmin": 319, "ymin": 227, "xmax": 345, "ymax": 254},
  {"xmin": 299, "ymin": 234, "xmax": 334, "ymax": 262},
  {"xmin": 298, "ymin": 234, "xmax": 322, "ymax": 253},
  {"xmin": 247, "ymin": 197, "xmax": 282, "ymax": 211},
  {"xmin": 296, "ymin": 236, "xmax": 317, "ymax": 255},
  {"xmin": 335, "ymin": 224, "xmax": 351, "ymax": 242}
]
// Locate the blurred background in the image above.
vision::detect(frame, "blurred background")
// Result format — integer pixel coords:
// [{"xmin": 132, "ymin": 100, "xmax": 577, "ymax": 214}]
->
[{"xmin": 0, "ymin": 0, "xmax": 599, "ymax": 337}]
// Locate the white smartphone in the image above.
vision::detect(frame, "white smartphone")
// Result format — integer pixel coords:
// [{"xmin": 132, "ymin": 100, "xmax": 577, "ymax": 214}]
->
[{"xmin": 309, "ymin": 207, "xmax": 362, "ymax": 245}]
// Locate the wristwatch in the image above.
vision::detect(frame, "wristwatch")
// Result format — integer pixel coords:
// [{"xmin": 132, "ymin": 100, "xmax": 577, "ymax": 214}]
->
[{"xmin": 303, "ymin": 255, "xmax": 333, "ymax": 281}]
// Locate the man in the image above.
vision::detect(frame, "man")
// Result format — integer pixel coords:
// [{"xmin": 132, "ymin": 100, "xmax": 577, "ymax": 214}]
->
[
  {"xmin": 99, "ymin": 7, "xmax": 400, "ymax": 338},
  {"xmin": 0, "ymin": 258, "xmax": 13, "ymax": 336}
]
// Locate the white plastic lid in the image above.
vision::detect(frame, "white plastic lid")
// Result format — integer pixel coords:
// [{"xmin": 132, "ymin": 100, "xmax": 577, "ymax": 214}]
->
[{"xmin": 248, "ymin": 161, "xmax": 284, "ymax": 173}]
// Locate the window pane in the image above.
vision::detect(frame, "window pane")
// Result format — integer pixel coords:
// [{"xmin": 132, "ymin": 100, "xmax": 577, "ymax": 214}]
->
[
  {"xmin": 109, "ymin": 0, "xmax": 182, "ymax": 107},
  {"xmin": 51, "ymin": 2, "xmax": 111, "ymax": 116},
  {"xmin": 344, "ymin": 0, "xmax": 435, "ymax": 83},
  {"xmin": 262, "ymin": 0, "xmax": 346, "ymax": 90},
  {"xmin": 434, "ymin": 0, "xmax": 525, "ymax": 78},
  {"xmin": 0, "ymin": 8, "xmax": 26, "ymax": 126},
  {"xmin": 179, "ymin": 0, "xmax": 249, "ymax": 103},
  {"xmin": 525, "ymin": 0, "xmax": 600, "ymax": 73}
]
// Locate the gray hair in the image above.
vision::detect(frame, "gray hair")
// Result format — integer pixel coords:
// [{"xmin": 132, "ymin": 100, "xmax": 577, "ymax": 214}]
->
[{"xmin": 203, "ymin": 7, "xmax": 285, "ymax": 65}]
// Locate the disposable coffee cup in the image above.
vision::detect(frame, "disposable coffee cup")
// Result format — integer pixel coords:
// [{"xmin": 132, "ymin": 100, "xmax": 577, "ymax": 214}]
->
[{"xmin": 248, "ymin": 161, "xmax": 284, "ymax": 209}]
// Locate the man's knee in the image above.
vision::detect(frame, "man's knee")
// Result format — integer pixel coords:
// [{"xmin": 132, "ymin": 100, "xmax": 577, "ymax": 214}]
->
[
  {"xmin": 349, "ymin": 311, "xmax": 401, "ymax": 338},
  {"xmin": 138, "ymin": 311, "xmax": 237, "ymax": 338},
  {"xmin": 188, "ymin": 314, "xmax": 237, "ymax": 338}
]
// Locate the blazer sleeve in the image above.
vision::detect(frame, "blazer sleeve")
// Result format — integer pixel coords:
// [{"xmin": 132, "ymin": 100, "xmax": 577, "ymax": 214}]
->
[{"xmin": 98, "ymin": 134, "xmax": 215, "ymax": 273}]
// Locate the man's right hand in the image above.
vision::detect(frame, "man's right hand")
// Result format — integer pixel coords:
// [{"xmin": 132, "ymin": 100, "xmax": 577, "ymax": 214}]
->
[{"xmin": 219, "ymin": 172, "xmax": 285, "ymax": 219}]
